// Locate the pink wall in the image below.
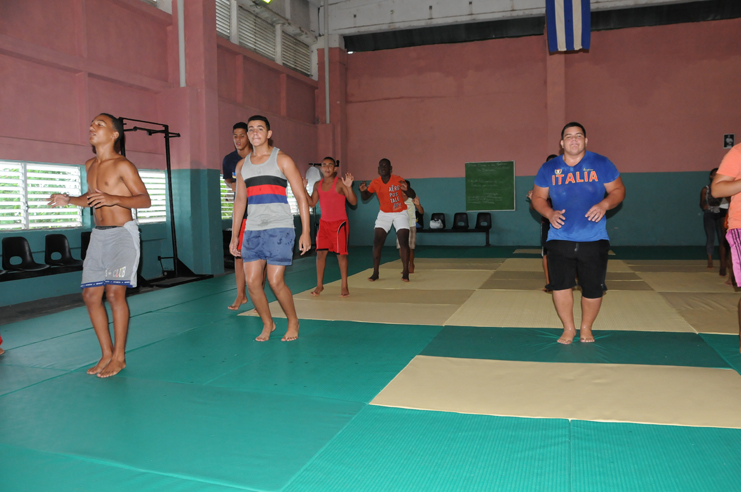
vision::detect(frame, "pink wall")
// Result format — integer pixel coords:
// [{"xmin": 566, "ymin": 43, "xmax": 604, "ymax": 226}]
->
[
  {"xmin": 0, "ymin": 0, "xmax": 174, "ymax": 170},
  {"xmin": 565, "ymin": 19, "xmax": 741, "ymax": 173},
  {"xmin": 344, "ymin": 18, "xmax": 741, "ymax": 180},
  {"xmin": 216, "ymin": 39, "xmax": 318, "ymax": 168}
]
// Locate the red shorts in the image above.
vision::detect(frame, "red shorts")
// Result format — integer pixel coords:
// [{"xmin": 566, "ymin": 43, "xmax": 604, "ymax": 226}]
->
[
  {"xmin": 317, "ymin": 219, "xmax": 348, "ymax": 255},
  {"xmin": 237, "ymin": 218, "xmax": 247, "ymax": 251}
]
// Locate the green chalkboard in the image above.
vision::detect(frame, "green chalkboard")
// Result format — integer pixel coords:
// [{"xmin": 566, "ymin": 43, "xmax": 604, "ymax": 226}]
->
[{"xmin": 465, "ymin": 161, "xmax": 515, "ymax": 211}]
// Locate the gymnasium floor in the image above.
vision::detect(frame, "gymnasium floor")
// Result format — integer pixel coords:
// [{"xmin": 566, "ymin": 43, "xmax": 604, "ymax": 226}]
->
[{"xmin": 1, "ymin": 246, "xmax": 741, "ymax": 492}]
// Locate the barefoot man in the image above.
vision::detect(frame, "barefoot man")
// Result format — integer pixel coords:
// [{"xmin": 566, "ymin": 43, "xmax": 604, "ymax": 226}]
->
[
  {"xmin": 531, "ymin": 122, "xmax": 625, "ymax": 344},
  {"xmin": 229, "ymin": 115, "xmax": 310, "ymax": 341},
  {"xmin": 49, "ymin": 113, "xmax": 151, "ymax": 377},
  {"xmin": 359, "ymin": 159, "xmax": 416, "ymax": 282},
  {"xmin": 305, "ymin": 157, "xmax": 357, "ymax": 297},
  {"xmin": 222, "ymin": 121, "xmax": 252, "ymax": 310}
]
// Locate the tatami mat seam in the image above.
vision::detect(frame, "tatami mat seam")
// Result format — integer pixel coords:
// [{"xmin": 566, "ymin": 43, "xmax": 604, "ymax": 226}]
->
[{"xmin": 0, "ymin": 441, "xmax": 260, "ymax": 491}]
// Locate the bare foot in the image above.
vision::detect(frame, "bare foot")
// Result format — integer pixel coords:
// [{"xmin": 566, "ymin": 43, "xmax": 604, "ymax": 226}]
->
[
  {"xmin": 228, "ymin": 296, "xmax": 248, "ymax": 311},
  {"xmin": 368, "ymin": 273, "xmax": 379, "ymax": 282},
  {"xmin": 340, "ymin": 285, "xmax": 350, "ymax": 297},
  {"xmin": 401, "ymin": 274, "xmax": 410, "ymax": 282},
  {"xmin": 726, "ymin": 278, "xmax": 734, "ymax": 286},
  {"xmin": 282, "ymin": 325, "xmax": 299, "ymax": 342},
  {"xmin": 557, "ymin": 328, "xmax": 576, "ymax": 345},
  {"xmin": 256, "ymin": 324, "xmax": 276, "ymax": 342},
  {"xmin": 0, "ymin": 347, "xmax": 4, "ymax": 355},
  {"xmin": 87, "ymin": 355, "xmax": 112, "ymax": 375},
  {"xmin": 311, "ymin": 286, "xmax": 324, "ymax": 297},
  {"xmin": 98, "ymin": 357, "xmax": 126, "ymax": 378},
  {"xmin": 580, "ymin": 328, "xmax": 595, "ymax": 343},
  {"xmin": 409, "ymin": 266, "xmax": 415, "ymax": 274},
  {"xmin": 720, "ymin": 269, "xmax": 727, "ymax": 277}
]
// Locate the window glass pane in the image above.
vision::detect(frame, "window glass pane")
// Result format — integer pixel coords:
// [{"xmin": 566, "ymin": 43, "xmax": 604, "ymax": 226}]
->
[
  {"xmin": 0, "ymin": 162, "xmax": 24, "ymax": 230},
  {"xmin": 216, "ymin": 0, "xmax": 231, "ymax": 39},
  {"xmin": 26, "ymin": 163, "xmax": 82, "ymax": 229},
  {"xmin": 134, "ymin": 170, "xmax": 167, "ymax": 224}
]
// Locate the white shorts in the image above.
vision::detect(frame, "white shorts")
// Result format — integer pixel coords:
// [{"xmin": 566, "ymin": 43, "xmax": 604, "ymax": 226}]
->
[{"xmin": 375, "ymin": 211, "xmax": 410, "ymax": 233}]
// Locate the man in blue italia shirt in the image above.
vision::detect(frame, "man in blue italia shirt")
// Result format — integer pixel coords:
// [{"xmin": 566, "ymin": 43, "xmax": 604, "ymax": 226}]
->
[{"xmin": 532, "ymin": 122, "xmax": 626, "ymax": 344}]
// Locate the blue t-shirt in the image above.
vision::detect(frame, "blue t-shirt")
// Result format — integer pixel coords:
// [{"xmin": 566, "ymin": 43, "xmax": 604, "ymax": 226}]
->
[
  {"xmin": 533, "ymin": 151, "xmax": 619, "ymax": 242},
  {"xmin": 222, "ymin": 150, "xmax": 242, "ymax": 181}
]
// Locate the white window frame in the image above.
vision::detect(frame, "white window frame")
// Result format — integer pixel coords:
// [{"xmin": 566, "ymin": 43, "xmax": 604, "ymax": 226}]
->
[
  {"xmin": 132, "ymin": 170, "xmax": 168, "ymax": 224},
  {"xmin": 0, "ymin": 161, "xmax": 82, "ymax": 231}
]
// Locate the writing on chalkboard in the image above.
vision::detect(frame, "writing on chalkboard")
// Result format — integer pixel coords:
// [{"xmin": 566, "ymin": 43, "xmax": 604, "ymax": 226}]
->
[{"xmin": 465, "ymin": 161, "xmax": 515, "ymax": 212}]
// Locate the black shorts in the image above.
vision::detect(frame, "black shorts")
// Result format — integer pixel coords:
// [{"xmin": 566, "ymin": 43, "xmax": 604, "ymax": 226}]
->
[
  {"xmin": 546, "ymin": 240, "xmax": 609, "ymax": 299},
  {"xmin": 540, "ymin": 221, "xmax": 550, "ymax": 256}
]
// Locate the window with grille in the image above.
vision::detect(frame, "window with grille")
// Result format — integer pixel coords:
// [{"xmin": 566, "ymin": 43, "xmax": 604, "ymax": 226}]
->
[
  {"xmin": 132, "ymin": 170, "xmax": 167, "ymax": 224},
  {"xmin": 0, "ymin": 161, "xmax": 82, "ymax": 230},
  {"xmin": 237, "ymin": 7, "xmax": 276, "ymax": 61},
  {"xmin": 220, "ymin": 179, "xmax": 300, "ymax": 219},
  {"xmin": 282, "ymin": 33, "xmax": 312, "ymax": 77},
  {"xmin": 216, "ymin": 0, "xmax": 231, "ymax": 39},
  {"xmin": 221, "ymin": 180, "xmax": 234, "ymax": 220}
]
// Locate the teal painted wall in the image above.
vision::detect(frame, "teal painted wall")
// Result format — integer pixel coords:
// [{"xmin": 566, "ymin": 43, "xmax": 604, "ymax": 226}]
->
[
  {"xmin": 0, "ymin": 223, "xmax": 169, "ymax": 307},
  {"xmin": 171, "ymin": 169, "xmax": 224, "ymax": 276},
  {"xmin": 346, "ymin": 171, "xmax": 709, "ymax": 247}
]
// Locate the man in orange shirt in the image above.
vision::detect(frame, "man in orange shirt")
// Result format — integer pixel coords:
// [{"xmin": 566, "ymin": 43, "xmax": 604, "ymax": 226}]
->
[
  {"xmin": 712, "ymin": 142, "xmax": 741, "ymax": 353},
  {"xmin": 359, "ymin": 158, "xmax": 416, "ymax": 282}
]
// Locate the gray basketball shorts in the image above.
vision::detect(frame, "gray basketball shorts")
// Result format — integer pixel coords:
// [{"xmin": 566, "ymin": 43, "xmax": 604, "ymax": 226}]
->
[{"xmin": 81, "ymin": 221, "xmax": 140, "ymax": 289}]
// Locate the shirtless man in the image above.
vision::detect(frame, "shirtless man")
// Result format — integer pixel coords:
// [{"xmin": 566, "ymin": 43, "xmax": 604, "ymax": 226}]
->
[
  {"xmin": 359, "ymin": 159, "xmax": 416, "ymax": 282},
  {"xmin": 49, "ymin": 113, "xmax": 150, "ymax": 377},
  {"xmin": 305, "ymin": 157, "xmax": 357, "ymax": 297},
  {"xmin": 229, "ymin": 115, "xmax": 310, "ymax": 342}
]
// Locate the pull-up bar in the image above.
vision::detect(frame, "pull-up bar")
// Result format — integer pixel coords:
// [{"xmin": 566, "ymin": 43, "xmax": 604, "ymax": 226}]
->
[{"xmin": 120, "ymin": 117, "xmax": 191, "ymax": 283}]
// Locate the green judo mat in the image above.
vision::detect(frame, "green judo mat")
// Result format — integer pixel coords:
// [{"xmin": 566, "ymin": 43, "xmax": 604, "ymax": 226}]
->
[
  {"xmin": 0, "ymin": 443, "xmax": 246, "ymax": 492},
  {"xmin": 0, "ymin": 373, "xmax": 362, "ymax": 491},
  {"xmin": 571, "ymin": 420, "xmax": 741, "ymax": 492},
  {"xmin": 422, "ymin": 326, "xmax": 731, "ymax": 368},
  {"xmin": 284, "ymin": 406, "xmax": 571, "ymax": 492},
  {"xmin": 123, "ymin": 318, "xmax": 440, "ymax": 403}
]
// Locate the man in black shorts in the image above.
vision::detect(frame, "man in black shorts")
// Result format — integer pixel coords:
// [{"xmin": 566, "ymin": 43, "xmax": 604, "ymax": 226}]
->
[{"xmin": 531, "ymin": 123, "xmax": 625, "ymax": 344}]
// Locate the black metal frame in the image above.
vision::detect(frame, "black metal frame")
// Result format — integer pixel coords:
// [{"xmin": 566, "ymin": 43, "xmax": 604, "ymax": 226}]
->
[{"xmin": 120, "ymin": 117, "xmax": 210, "ymax": 286}]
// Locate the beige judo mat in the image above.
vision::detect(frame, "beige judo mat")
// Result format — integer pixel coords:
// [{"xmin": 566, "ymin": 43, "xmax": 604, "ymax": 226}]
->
[
  {"xmin": 240, "ymin": 298, "xmax": 461, "ymax": 325},
  {"xmin": 661, "ymin": 292, "xmax": 740, "ymax": 334},
  {"xmin": 637, "ymin": 272, "xmax": 734, "ymax": 293},
  {"xmin": 513, "ymin": 248, "xmax": 615, "ymax": 256},
  {"xmin": 371, "ymin": 356, "xmax": 741, "ymax": 428},
  {"xmin": 445, "ymin": 290, "xmax": 695, "ymax": 332},
  {"xmin": 238, "ymin": 258, "xmax": 728, "ymax": 333}
]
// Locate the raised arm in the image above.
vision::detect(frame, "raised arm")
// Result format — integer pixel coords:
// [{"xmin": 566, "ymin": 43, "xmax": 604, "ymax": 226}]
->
[
  {"xmin": 229, "ymin": 159, "xmax": 247, "ymax": 257},
  {"xmin": 400, "ymin": 180, "xmax": 416, "ymax": 199},
  {"xmin": 341, "ymin": 173, "xmax": 357, "ymax": 206},
  {"xmin": 278, "ymin": 152, "xmax": 311, "ymax": 254},
  {"xmin": 305, "ymin": 180, "xmax": 319, "ymax": 208},
  {"xmin": 359, "ymin": 181, "xmax": 373, "ymax": 201},
  {"xmin": 413, "ymin": 196, "xmax": 424, "ymax": 215}
]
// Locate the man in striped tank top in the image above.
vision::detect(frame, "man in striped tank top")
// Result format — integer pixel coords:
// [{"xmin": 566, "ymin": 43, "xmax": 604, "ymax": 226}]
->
[
  {"xmin": 229, "ymin": 116, "xmax": 311, "ymax": 342},
  {"xmin": 305, "ymin": 157, "xmax": 357, "ymax": 297}
]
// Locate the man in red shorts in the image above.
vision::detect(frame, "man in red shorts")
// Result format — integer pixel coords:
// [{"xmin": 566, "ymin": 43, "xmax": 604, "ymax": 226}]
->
[{"xmin": 306, "ymin": 157, "xmax": 357, "ymax": 296}]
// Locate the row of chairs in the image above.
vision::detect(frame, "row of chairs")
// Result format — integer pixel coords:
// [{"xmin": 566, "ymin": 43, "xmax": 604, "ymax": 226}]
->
[
  {"xmin": 1, "ymin": 234, "xmax": 86, "ymax": 275},
  {"xmin": 428, "ymin": 212, "xmax": 492, "ymax": 231}
]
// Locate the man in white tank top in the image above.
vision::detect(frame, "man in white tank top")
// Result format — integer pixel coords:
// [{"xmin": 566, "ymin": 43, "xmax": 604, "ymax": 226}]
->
[{"xmin": 229, "ymin": 116, "xmax": 311, "ymax": 342}]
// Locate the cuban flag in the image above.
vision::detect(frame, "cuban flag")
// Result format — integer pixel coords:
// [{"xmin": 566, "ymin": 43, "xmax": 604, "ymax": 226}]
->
[{"xmin": 547, "ymin": 0, "xmax": 591, "ymax": 52}]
